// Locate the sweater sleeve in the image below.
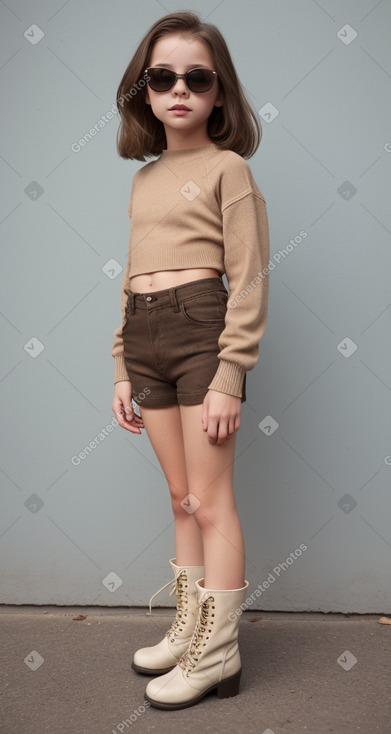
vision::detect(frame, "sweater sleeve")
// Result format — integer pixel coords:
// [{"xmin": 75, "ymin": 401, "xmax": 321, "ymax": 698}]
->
[
  {"xmin": 207, "ymin": 176, "xmax": 270, "ymax": 398},
  {"xmin": 111, "ymin": 181, "xmax": 136, "ymax": 384}
]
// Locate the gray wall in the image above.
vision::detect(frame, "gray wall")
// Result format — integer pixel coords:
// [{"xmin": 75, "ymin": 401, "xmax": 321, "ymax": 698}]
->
[{"xmin": 1, "ymin": 0, "xmax": 390, "ymax": 612}]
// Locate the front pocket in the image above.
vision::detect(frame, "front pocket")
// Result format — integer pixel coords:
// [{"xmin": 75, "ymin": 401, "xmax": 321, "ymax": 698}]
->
[
  {"xmin": 180, "ymin": 290, "xmax": 228, "ymax": 325},
  {"xmin": 122, "ymin": 290, "xmax": 134, "ymax": 327},
  {"xmin": 121, "ymin": 304, "xmax": 134, "ymax": 334}
]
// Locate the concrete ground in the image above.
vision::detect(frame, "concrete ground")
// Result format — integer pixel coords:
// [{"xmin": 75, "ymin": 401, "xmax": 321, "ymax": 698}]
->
[{"xmin": 1, "ymin": 606, "xmax": 390, "ymax": 734}]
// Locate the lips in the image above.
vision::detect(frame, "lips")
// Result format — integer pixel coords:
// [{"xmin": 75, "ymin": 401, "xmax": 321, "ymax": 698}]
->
[{"xmin": 169, "ymin": 105, "xmax": 190, "ymax": 110}]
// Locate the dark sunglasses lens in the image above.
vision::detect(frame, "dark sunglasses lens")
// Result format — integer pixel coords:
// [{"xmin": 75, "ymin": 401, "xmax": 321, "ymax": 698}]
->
[
  {"xmin": 187, "ymin": 69, "xmax": 215, "ymax": 92},
  {"xmin": 148, "ymin": 68, "xmax": 176, "ymax": 91},
  {"xmin": 147, "ymin": 68, "xmax": 215, "ymax": 92}
]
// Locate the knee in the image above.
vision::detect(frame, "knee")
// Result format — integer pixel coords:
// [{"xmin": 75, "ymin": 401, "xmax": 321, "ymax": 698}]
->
[
  {"xmin": 191, "ymin": 504, "xmax": 220, "ymax": 531},
  {"xmin": 170, "ymin": 486, "xmax": 236, "ymax": 526},
  {"xmin": 191, "ymin": 492, "xmax": 237, "ymax": 530},
  {"xmin": 169, "ymin": 490, "xmax": 190, "ymax": 518},
  {"xmin": 170, "ymin": 492, "xmax": 216, "ymax": 525}
]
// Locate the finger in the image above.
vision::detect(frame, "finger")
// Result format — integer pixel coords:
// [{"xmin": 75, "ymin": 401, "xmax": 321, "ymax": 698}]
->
[
  {"xmin": 121, "ymin": 418, "xmax": 142, "ymax": 434},
  {"xmin": 126, "ymin": 425, "xmax": 142, "ymax": 434},
  {"xmin": 132, "ymin": 416, "xmax": 145, "ymax": 428},
  {"xmin": 130, "ymin": 407, "xmax": 144, "ymax": 427},
  {"xmin": 216, "ymin": 424, "xmax": 229, "ymax": 445},
  {"xmin": 125, "ymin": 424, "xmax": 142, "ymax": 434},
  {"xmin": 114, "ymin": 407, "xmax": 141, "ymax": 434},
  {"xmin": 123, "ymin": 405, "xmax": 134, "ymax": 422},
  {"xmin": 114, "ymin": 409, "xmax": 127, "ymax": 427},
  {"xmin": 207, "ymin": 417, "xmax": 219, "ymax": 445},
  {"xmin": 229, "ymin": 416, "xmax": 237, "ymax": 435},
  {"xmin": 201, "ymin": 397, "xmax": 208, "ymax": 431}
]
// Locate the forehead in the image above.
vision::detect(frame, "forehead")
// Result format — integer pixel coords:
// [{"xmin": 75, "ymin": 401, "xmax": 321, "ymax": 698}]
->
[{"xmin": 148, "ymin": 33, "xmax": 214, "ymax": 68}]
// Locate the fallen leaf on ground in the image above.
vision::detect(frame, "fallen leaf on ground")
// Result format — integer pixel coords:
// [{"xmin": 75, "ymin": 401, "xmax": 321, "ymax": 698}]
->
[
  {"xmin": 72, "ymin": 614, "xmax": 87, "ymax": 621},
  {"xmin": 378, "ymin": 616, "xmax": 391, "ymax": 625}
]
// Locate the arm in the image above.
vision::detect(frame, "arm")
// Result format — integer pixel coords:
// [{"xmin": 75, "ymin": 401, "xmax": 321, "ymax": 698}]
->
[
  {"xmin": 111, "ymin": 245, "xmax": 132, "ymax": 384},
  {"xmin": 203, "ymin": 170, "xmax": 270, "ymax": 445},
  {"xmin": 111, "ymin": 174, "xmax": 144, "ymax": 433},
  {"xmin": 111, "ymin": 180, "xmax": 136, "ymax": 385},
  {"xmin": 208, "ymin": 191, "xmax": 270, "ymax": 396}
]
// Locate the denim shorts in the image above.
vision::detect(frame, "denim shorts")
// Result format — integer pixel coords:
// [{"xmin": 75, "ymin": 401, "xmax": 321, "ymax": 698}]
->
[{"xmin": 121, "ymin": 277, "xmax": 246, "ymax": 407}]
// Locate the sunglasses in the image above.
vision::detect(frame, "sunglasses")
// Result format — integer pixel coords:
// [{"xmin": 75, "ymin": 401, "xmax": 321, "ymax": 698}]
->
[{"xmin": 144, "ymin": 67, "xmax": 217, "ymax": 93}]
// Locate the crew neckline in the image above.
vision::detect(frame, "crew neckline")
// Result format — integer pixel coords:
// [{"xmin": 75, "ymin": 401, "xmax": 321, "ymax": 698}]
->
[{"xmin": 160, "ymin": 143, "xmax": 218, "ymax": 157}]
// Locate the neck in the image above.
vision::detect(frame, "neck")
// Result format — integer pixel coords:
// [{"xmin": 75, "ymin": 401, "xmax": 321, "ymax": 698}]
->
[
  {"xmin": 160, "ymin": 142, "xmax": 217, "ymax": 157},
  {"xmin": 163, "ymin": 128, "xmax": 214, "ymax": 152}
]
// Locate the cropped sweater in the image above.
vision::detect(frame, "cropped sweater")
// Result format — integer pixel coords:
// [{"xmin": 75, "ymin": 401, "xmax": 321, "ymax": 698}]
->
[{"xmin": 111, "ymin": 142, "xmax": 270, "ymax": 398}]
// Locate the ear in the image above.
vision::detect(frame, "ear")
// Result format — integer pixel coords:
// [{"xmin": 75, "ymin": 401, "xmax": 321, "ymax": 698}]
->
[
  {"xmin": 145, "ymin": 87, "xmax": 151, "ymax": 106},
  {"xmin": 214, "ymin": 83, "xmax": 223, "ymax": 107},
  {"xmin": 214, "ymin": 93, "xmax": 223, "ymax": 108}
]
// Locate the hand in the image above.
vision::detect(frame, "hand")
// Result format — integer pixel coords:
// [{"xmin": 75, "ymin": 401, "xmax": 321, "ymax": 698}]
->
[
  {"xmin": 201, "ymin": 389, "xmax": 241, "ymax": 446},
  {"xmin": 112, "ymin": 380, "xmax": 145, "ymax": 434}
]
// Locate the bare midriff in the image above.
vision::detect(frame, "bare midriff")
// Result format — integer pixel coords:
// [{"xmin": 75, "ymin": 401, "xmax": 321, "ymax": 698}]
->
[{"xmin": 129, "ymin": 267, "xmax": 221, "ymax": 293}]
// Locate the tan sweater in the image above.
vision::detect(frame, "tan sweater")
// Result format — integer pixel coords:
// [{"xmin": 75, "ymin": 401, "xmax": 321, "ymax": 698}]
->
[{"xmin": 111, "ymin": 142, "xmax": 270, "ymax": 398}]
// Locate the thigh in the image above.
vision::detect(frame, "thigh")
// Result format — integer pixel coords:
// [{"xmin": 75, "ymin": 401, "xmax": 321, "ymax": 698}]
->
[
  {"xmin": 139, "ymin": 404, "xmax": 188, "ymax": 501},
  {"xmin": 178, "ymin": 403, "xmax": 237, "ymax": 507}
]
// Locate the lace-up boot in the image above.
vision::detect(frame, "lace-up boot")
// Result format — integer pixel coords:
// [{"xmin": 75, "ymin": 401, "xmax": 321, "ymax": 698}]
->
[
  {"xmin": 145, "ymin": 577, "xmax": 249, "ymax": 708},
  {"xmin": 131, "ymin": 558, "xmax": 204, "ymax": 675}
]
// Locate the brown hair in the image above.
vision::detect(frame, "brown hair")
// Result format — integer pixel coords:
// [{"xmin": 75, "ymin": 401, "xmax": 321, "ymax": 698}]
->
[{"xmin": 115, "ymin": 11, "xmax": 262, "ymax": 161}]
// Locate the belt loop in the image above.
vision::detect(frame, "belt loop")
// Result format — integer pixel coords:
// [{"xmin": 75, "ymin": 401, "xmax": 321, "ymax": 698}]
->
[{"xmin": 169, "ymin": 286, "xmax": 180, "ymax": 312}]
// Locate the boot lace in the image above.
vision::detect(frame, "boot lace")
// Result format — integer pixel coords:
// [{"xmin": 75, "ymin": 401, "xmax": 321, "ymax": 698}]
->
[
  {"xmin": 179, "ymin": 592, "xmax": 215, "ymax": 675},
  {"xmin": 146, "ymin": 570, "xmax": 190, "ymax": 643}
]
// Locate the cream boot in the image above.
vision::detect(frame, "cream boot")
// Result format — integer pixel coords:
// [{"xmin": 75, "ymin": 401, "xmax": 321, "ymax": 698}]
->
[
  {"xmin": 145, "ymin": 577, "xmax": 249, "ymax": 709},
  {"xmin": 131, "ymin": 559, "xmax": 204, "ymax": 675}
]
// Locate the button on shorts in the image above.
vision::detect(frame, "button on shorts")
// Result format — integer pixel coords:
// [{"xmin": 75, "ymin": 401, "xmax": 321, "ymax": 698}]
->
[{"xmin": 121, "ymin": 276, "xmax": 246, "ymax": 407}]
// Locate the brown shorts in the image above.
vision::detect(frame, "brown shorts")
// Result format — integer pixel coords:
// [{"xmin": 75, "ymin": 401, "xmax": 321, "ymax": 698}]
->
[{"xmin": 121, "ymin": 277, "xmax": 246, "ymax": 407}]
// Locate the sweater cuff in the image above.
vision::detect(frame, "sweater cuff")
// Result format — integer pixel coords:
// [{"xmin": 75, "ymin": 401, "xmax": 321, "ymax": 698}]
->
[
  {"xmin": 114, "ymin": 354, "xmax": 130, "ymax": 384},
  {"xmin": 208, "ymin": 359, "xmax": 246, "ymax": 398}
]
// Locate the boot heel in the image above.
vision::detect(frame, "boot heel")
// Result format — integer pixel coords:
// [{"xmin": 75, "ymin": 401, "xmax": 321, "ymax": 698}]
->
[{"xmin": 217, "ymin": 669, "xmax": 241, "ymax": 699}]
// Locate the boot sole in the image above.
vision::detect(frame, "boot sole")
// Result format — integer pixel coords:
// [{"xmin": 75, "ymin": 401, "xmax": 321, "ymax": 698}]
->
[
  {"xmin": 144, "ymin": 668, "xmax": 241, "ymax": 710},
  {"xmin": 131, "ymin": 661, "xmax": 176, "ymax": 676}
]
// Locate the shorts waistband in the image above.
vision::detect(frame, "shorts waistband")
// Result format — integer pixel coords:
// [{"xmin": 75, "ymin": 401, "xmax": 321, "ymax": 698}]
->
[{"xmin": 124, "ymin": 277, "xmax": 226, "ymax": 313}]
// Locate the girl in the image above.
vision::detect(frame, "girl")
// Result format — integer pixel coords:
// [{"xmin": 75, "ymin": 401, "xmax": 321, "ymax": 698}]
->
[{"xmin": 111, "ymin": 11, "xmax": 270, "ymax": 710}]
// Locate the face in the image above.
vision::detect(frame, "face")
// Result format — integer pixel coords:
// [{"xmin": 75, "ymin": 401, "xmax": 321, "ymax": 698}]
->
[{"xmin": 144, "ymin": 33, "xmax": 223, "ymax": 144}]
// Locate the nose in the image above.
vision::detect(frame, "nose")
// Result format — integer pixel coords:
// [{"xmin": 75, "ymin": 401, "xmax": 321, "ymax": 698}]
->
[{"xmin": 171, "ymin": 77, "xmax": 189, "ymax": 96}]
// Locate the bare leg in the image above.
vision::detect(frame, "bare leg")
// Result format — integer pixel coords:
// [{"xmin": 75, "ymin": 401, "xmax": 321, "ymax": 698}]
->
[
  {"xmin": 179, "ymin": 403, "xmax": 245, "ymax": 590},
  {"xmin": 139, "ymin": 404, "xmax": 203, "ymax": 566}
]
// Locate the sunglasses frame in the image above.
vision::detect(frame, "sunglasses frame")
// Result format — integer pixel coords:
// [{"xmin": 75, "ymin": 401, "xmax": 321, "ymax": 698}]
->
[{"xmin": 144, "ymin": 67, "xmax": 217, "ymax": 93}]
